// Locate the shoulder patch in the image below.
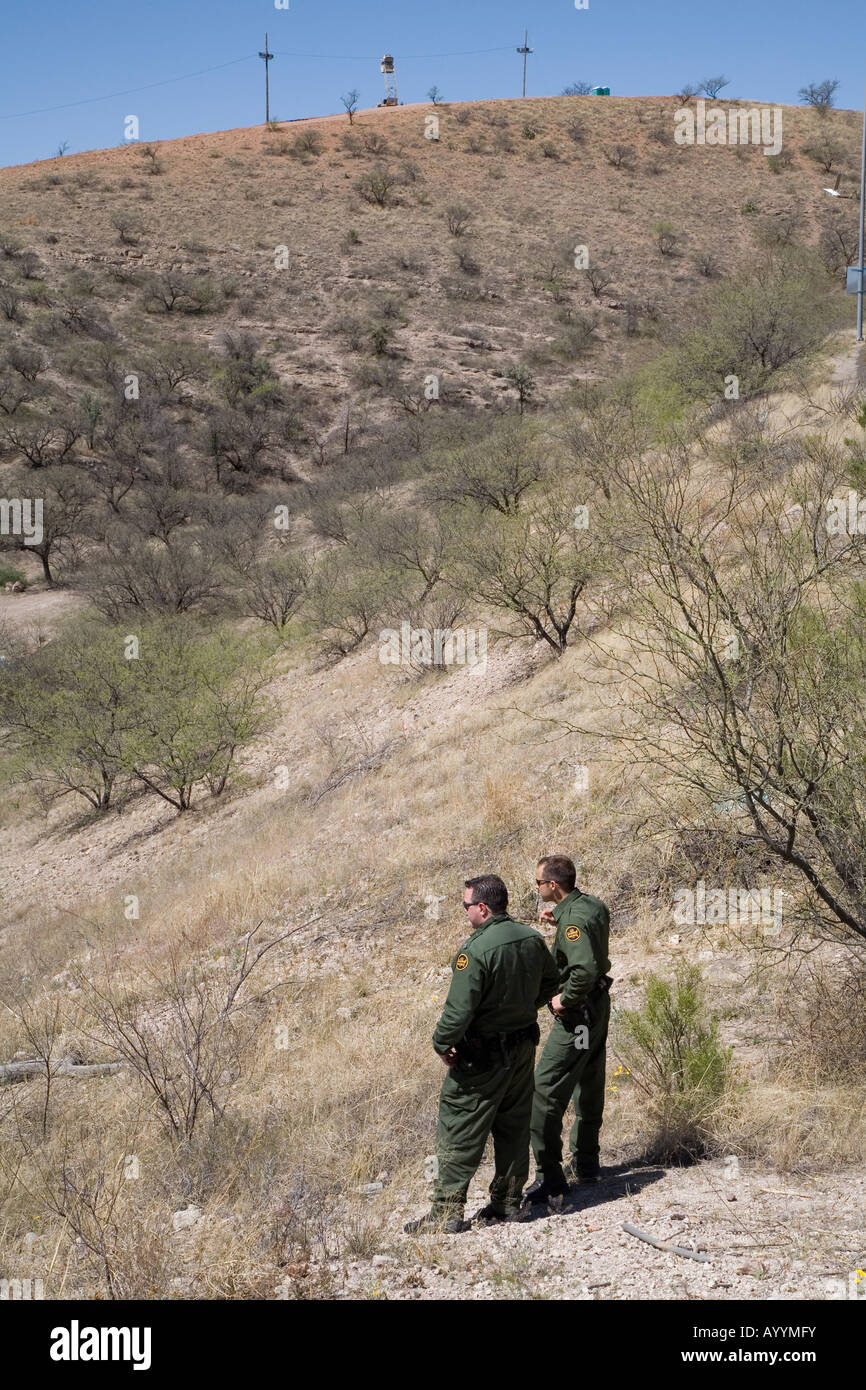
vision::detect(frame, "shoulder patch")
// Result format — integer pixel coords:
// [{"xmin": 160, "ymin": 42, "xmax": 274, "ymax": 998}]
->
[
  {"xmin": 565, "ymin": 925, "xmax": 581, "ymax": 942},
  {"xmin": 455, "ymin": 953, "xmax": 469, "ymax": 971}
]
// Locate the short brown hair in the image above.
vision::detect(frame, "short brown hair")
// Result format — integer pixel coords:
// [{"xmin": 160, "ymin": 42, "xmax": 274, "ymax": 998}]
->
[{"xmin": 537, "ymin": 855, "xmax": 576, "ymax": 892}]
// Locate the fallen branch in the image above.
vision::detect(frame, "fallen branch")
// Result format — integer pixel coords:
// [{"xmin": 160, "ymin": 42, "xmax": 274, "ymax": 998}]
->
[
  {"xmin": 622, "ymin": 1222, "xmax": 711, "ymax": 1262},
  {"xmin": 757, "ymin": 1188, "xmax": 813, "ymax": 1199},
  {"xmin": 0, "ymin": 1055, "xmax": 124, "ymax": 1086}
]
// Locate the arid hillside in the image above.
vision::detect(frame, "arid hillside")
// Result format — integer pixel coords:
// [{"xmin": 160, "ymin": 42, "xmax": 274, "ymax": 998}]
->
[
  {"xmin": 0, "ymin": 96, "xmax": 864, "ymax": 1303},
  {"xmin": 1, "ymin": 95, "xmax": 863, "ymax": 453}
]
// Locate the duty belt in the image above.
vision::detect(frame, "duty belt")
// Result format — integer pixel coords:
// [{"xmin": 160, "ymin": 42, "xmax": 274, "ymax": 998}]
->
[
  {"xmin": 457, "ymin": 1020, "xmax": 541, "ymax": 1071},
  {"xmin": 550, "ymin": 974, "xmax": 613, "ymax": 1028}
]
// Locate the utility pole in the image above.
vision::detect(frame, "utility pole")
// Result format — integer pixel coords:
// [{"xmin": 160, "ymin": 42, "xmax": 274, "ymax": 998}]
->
[
  {"xmin": 259, "ymin": 33, "xmax": 274, "ymax": 124},
  {"xmin": 857, "ymin": 66, "xmax": 866, "ymax": 342},
  {"xmin": 516, "ymin": 29, "xmax": 533, "ymax": 99}
]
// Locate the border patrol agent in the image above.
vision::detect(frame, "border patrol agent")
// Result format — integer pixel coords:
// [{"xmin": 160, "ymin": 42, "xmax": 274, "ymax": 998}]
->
[
  {"xmin": 523, "ymin": 854, "xmax": 612, "ymax": 1207},
  {"xmin": 405, "ymin": 874, "xmax": 559, "ymax": 1234}
]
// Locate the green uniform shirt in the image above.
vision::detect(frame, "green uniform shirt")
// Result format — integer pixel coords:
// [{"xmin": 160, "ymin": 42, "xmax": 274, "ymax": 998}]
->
[
  {"xmin": 551, "ymin": 889, "xmax": 611, "ymax": 1010},
  {"xmin": 432, "ymin": 913, "xmax": 559, "ymax": 1055}
]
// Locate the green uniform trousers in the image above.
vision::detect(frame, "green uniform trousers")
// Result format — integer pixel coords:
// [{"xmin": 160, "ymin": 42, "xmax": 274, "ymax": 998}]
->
[
  {"xmin": 530, "ymin": 992, "xmax": 610, "ymax": 1175},
  {"xmin": 432, "ymin": 1037, "xmax": 536, "ymax": 1218}
]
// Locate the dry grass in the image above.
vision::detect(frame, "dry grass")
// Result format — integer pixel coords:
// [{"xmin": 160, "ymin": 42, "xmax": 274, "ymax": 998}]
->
[{"xmin": 1, "ymin": 99, "xmax": 865, "ymax": 1297}]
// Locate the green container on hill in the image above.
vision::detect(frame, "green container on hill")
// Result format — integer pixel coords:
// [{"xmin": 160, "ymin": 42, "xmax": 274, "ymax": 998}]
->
[{"xmin": 591, "ymin": 85, "xmax": 611, "ymax": 96}]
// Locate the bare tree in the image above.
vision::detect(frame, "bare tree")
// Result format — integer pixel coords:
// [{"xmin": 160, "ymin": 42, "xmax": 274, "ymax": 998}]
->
[
  {"xmin": 799, "ymin": 79, "xmax": 840, "ymax": 113},
  {"xmin": 341, "ymin": 89, "xmax": 360, "ymax": 124},
  {"xmin": 700, "ymin": 76, "xmax": 730, "ymax": 99},
  {"xmin": 556, "ymin": 434, "xmax": 866, "ymax": 949},
  {"xmin": 452, "ymin": 485, "xmax": 598, "ymax": 655},
  {"xmin": 424, "ymin": 419, "xmax": 548, "ymax": 513},
  {"xmin": 0, "ymin": 464, "xmax": 92, "ymax": 585},
  {"xmin": 74, "ymin": 919, "xmax": 313, "ymax": 1142}
]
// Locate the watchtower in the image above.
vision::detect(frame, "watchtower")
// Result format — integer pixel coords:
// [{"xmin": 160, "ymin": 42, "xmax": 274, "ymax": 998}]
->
[{"xmin": 379, "ymin": 54, "xmax": 399, "ymax": 107}]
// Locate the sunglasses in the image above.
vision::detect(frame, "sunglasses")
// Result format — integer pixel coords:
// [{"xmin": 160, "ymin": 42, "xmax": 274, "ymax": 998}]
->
[
  {"xmin": 535, "ymin": 878, "xmax": 551, "ymax": 886},
  {"xmin": 462, "ymin": 900, "xmax": 478, "ymax": 911}
]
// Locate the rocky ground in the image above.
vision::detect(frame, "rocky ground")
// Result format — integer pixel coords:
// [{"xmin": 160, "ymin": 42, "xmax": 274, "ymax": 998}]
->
[{"xmin": 308, "ymin": 1160, "xmax": 866, "ymax": 1301}]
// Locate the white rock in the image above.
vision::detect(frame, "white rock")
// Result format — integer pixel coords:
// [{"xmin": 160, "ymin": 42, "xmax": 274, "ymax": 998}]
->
[{"xmin": 172, "ymin": 1205, "xmax": 203, "ymax": 1231}]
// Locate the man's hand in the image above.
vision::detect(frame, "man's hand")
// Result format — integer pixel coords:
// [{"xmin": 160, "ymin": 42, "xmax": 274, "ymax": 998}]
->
[
  {"xmin": 440, "ymin": 1048, "xmax": 459, "ymax": 1067},
  {"xmin": 550, "ymin": 994, "xmax": 566, "ymax": 1017},
  {"xmin": 539, "ymin": 907, "xmax": 555, "ymax": 925}
]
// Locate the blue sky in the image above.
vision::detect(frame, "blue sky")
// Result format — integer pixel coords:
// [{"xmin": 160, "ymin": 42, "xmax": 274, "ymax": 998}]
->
[{"xmin": 1, "ymin": 0, "xmax": 863, "ymax": 168}]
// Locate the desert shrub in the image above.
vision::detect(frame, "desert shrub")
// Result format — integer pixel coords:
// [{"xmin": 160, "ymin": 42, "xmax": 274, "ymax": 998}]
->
[
  {"xmin": 455, "ymin": 247, "xmax": 481, "ymax": 277},
  {"xmin": 4, "ymin": 343, "xmax": 48, "ymax": 381},
  {"xmin": 305, "ymin": 553, "xmax": 394, "ymax": 660},
  {"xmin": 1, "ymin": 613, "xmax": 273, "ymax": 811},
  {"xmin": 0, "ymin": 463, "xmax": 91, "ymax": 584},
  {"xmin": 368, "ymin": 322, "xmax": 392, "ymax": 357},
  {"xmin": 423, "ymin": 417, "xmax": 548, "ymax": 514},
  {"xmin": 0, "ymin": 618, "xmax": 139, "ymax": 808},
  {"xmin": 604, "ymin": 143, "xmax": 634, "ymax": 169},
  {"xmin": 0, "ymin": 285, "xmax": 24, "ymax": 323},
  {"xmin": 445, "ymin": 204, "xmax": 473, "ymax": 236},
  {"xmin": 586, "ymin": 265, "xmax": 614, "ymax": 298},
  {"xmin": 356, "ymin": 168, "xmax": 398, "ymax": 208},
  {"xmin": 361, "ymin": 130, "xmax": 388, "ymax": 156},
  {"xmin": 818, "ymin": 206, "xmax": 860, "ymax": 273},
  {"xmin": 292, "ymin": 130, "xmax": 323, "ymax": 159},
  {"xmin": 648, "ymin": 121, "xmax": 672, "ymax": 146},
  {"xmin": 121, "ymin": 619, "xmax": 274, "ymax": 807},
  {"xmin": 138, "ymin": 144, "xmax": 163, "ymax": 175},
  {"xmin": 109, "ymin": 209, "xmax": 142, "ymax": 245},
  {"xmin": 17, "ymin": 251, "xmax": 43, "ymax": 280},
  {"xmin": 451, "ymin": 483, "xmax": 597, "ymax": 653},
  {"xmin": 0, "ymin": 562, "xmax": 26, "ymax": 588},
  {"xmin": 765, "ymin": 150, "xmax": 793, "ymax": 174},
  {"xmin": 550, "ymin": 311, "xmax": 598, "ymax": 361},
  {"xmin": 82, "ymin": 523, "xmax": 228, "ymax": 618},
  {"xmin": 503, "ymin": 363, "xmax": 536, "ymax": 414},
  {"xmin": 670, "ymin": 256, "xmax": 838, "ymax": 399},
  {"xmin": 775, "ymin": 960, "xmax": 866, "ymax": 1078},
  {"xmin": 614, "ymin": 962, "xmax": 736, "ymax": 1160},
  {"xmin": 803, "ymin": 139, "xmax": 845, "ymax": 174},
  {"xmin": 654, "ymin": 220, "xmax": 678, "ymax": 255},
  {"xmin": 235, "ymin": 552, "xmax": 310, "ymax": 633},
  {"xmin": 142, "ymin": 270, "xmax": 219, "ymax": 315}
]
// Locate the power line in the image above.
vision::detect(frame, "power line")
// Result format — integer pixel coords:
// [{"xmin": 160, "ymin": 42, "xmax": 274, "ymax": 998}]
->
[
  {"xmin": 272, "ymin": 46, "xmax": 516, "ymax": 60},
  {"xmin": 0, "ymin": 54, "xmax": 258, "ymax": 121},
  {"xmin": 0, "ymin": 44, "xmax": 517, "ymax": 122}
]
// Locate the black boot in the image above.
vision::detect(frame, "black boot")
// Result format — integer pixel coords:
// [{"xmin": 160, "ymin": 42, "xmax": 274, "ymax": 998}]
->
[
  {"xmin": 564, "ymin": 1156, "xmax": 600, "ymax": 1185},
  {"xmin": 521, "ymin": 1169, "xmax": 569, "ymax": 1205},
  {"xmin": 403, "ymin": 1209, "xmax": 469, "ymax": 1235},
  {"xmin": 472, "ymin": 1203, "xmax": 511, "ymax": 1227}
]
